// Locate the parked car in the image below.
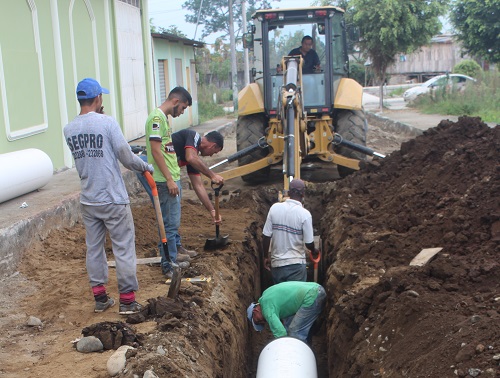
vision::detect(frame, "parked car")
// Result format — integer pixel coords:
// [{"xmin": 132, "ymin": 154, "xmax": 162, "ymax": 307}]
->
[{"xmin": 403, "ymin": 74, "xmax": 476, "ymax": 102}]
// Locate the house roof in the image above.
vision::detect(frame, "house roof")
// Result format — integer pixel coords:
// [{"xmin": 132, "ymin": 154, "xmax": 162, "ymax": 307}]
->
[
  {"xmin": 430, "ymin": 34, "xmax": 455, "ymax": 44},
  {"xmin": 151, "ymin": 32, "xmax": 205, "ymax": 48}
]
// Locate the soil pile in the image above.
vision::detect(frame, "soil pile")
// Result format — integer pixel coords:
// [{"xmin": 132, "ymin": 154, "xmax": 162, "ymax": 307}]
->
[{"xmin": 319, "ymin": 117, "xmax": 499, "ymax": 377}]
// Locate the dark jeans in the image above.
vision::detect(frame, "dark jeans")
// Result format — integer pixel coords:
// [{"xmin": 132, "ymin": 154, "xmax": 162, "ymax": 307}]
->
[{"xmin": 271, "ymin": 263, "xmax": 307, "ymax": 284}]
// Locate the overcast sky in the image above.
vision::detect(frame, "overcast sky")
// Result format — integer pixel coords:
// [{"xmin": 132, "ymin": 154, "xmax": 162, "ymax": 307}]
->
[
  {"xmin": 148, "ymin": 0, "xmax": 451, "ymax": 44},
  {"xmin": 148, "ymin": 0, "xmax": 310, "ymax": 44}
]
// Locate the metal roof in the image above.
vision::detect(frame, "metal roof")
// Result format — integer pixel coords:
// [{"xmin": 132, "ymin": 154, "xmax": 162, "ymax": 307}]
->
[{"xmin": 151, "ymin": 33, "xmax": 205, "ymax": 48}]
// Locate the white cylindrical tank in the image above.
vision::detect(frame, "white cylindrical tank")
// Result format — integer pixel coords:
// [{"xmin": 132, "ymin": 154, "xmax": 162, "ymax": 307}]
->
[
  {"xmin": 0, "ymin": 148, "xmax": 53, "ymax": 203},
  {"xmin": 256, "ymin": 337, "xmax": 317, "ymax": 378}
]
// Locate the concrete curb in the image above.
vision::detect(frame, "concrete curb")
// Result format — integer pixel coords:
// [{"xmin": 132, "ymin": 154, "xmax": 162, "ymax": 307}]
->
[{"xmin": 366, "ymin": 111, "xmax": 424, "ymax": 137}]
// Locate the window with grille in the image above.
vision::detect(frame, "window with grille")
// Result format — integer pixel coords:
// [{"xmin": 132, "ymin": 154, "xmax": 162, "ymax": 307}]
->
[{"xmin": 118, "ymin": 0, "xmax": 140, "ymax": 8}]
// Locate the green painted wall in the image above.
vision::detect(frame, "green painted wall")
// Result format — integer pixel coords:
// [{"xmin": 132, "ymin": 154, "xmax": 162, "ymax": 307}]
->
[
  {"xmin": 152, "ymin": 37, "xmax": 200, "ymax": 132},
  {"xmin": 0, "ymin": 0, "xmax": 152, "ymax": 170}
]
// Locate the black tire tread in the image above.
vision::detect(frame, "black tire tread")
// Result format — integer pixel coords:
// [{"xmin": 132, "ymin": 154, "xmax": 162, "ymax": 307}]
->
[
  {"xmin": 236, "ymin": 114, "xmax": 270, "ymax": 183},
  {"xmin": 335, "ymin": 109, "xmax": 368, "ymax": 178}
]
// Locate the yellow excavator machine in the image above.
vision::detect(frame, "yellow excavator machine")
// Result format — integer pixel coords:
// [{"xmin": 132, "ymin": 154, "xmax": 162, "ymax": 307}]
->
[{"xmin": 209, "ymin": 7, "xmax": 384, "ymax": 193}]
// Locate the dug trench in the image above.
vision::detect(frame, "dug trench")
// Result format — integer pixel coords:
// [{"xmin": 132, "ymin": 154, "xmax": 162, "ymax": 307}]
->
[{"xmin": 0, "ymin": 116, "xmax": 498, "ymax": 377}]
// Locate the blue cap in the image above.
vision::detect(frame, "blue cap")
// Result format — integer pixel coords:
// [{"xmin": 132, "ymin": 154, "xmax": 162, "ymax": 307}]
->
[
  {"xmin": 247, "ymin": 302, "xmax": 264, "ymax": 332},
  {"xmin": 76, "ymin": 78, "xmax": 110, "ymax": 99}
]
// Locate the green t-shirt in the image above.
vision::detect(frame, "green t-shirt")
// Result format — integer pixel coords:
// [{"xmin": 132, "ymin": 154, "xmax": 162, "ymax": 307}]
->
[
  {"xmin": 145, "ymin": 108, "xmax": 180, "ymax": 182},
  {"xmin": 259, "ymin": 281, "xmax": 320, "ymax": 338}
]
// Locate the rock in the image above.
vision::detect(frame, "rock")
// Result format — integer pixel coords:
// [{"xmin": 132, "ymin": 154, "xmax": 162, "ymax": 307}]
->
[
  {"xmin": 156, "ymin": 345, "xmax": 166, "ymax": 356},
  {"xmin": 470, "ymin": 315, "xmax": 481, "ymax": 324},
  {"xmin": 475, "ymin": 344, "xmax": 485, "ymax": 353},
  {"xmin": 76, "ymin": 336, "xmax": 103, "ymax": 353},
  {"xmin": 454, "ymin": 344, "xmax": 476, "ymax": 363},
  {"xmin": 27, "ymin": 316, "xmax": 43, "ymax": 327},
  {"xmin": 143, "ymin": 370, "xmax": 159, "ymax": 378},
  {"xmin": 468, "ymin": 368, "xmax": 481, "ymax": 377},
  {"xmin": 107, "ymin": 345, "xmax": 134, "ymax": 376}
]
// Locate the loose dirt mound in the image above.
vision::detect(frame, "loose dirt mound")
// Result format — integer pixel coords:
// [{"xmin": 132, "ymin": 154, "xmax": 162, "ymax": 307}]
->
[{"xmin": 318, "ymin": 117, "xmax": 499, "ymax": 377}]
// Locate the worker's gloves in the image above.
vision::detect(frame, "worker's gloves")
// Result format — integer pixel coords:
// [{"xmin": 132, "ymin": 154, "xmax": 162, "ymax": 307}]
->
[{"xmin": 146, "ymin": 164, "xmax": 154, "ymax": 174}]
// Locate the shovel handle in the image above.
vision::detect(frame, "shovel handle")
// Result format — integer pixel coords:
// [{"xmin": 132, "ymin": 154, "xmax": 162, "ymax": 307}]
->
[
  {"xmin": 309, "ymin": 250, "xmax": 321, "ymax": 270},
  {"xmin": 143, "ymin": 171, "xmax": 158, "ymax": 197},
  {"xmin": 212, "ymin": 182, "xmax": 223, "ymax": 227},
  {"xmin": 143, "ymin": 172, "xmax": 170, "ymax": 261},
  {"xmin": 309, "ymin": 251, "xmax": 321, "ymax": 283}
]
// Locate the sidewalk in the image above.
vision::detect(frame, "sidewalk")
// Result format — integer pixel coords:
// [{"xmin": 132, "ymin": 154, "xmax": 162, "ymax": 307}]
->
[{"xmin": 0, "ymin": 117, "xmax": 235, "ymax": 278}]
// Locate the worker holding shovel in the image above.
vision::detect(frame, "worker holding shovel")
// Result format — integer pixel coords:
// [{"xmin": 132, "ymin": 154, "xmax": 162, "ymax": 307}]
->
[{"xmin": 64, "ymin": 78, "xmax": 154, "ymax": 315}]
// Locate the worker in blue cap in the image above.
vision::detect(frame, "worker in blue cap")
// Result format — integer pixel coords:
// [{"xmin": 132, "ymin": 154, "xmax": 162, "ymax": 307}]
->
[{"xmin": 247, "ymin": 281, "xmax": 326, "ymax": 343}]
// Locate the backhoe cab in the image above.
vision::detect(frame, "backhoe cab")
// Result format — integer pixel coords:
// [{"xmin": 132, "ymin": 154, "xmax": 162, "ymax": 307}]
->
[{"xmin": 213, "ymin": 7, "xmax": 384, "ymax": 192}]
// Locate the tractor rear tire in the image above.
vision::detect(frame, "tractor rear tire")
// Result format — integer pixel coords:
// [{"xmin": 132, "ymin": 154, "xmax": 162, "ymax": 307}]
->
[
  {"xmin": 236, "ymin": 113, "xmax": 271, "ymax": 184},
  {"xmin": 335, "ymin": 109, "xmax": 368, "ymax": 178}
]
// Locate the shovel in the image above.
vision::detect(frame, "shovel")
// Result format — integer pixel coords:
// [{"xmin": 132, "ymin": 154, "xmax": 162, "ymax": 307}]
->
[
  {"xmin": 204, "ymin": 183, "xmax": 229, "ymax": 250},
  {"xmin": 143, "ymin": 172, "xmax": 181, "ymax": 298},
  {"xmin": 309, "ymin": 250, "xmax": 321, "ymax": 283}
]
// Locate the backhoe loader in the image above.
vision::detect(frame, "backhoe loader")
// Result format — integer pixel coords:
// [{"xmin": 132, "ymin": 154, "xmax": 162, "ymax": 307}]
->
[{"xmin": 211, "ymin": 6, "xmax": 384, "ymax": 193}]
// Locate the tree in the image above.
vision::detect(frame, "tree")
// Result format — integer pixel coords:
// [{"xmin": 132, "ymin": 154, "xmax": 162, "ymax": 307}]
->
[
  {"xmin": 351, "ymin": 0, "xmax": 447, "ymax": 110},
  {"xmin": 182, "ymin": 0, "xmax": 279, "ymax": 40},
  {"xmin": 150, "ymin": 19, "xmax": 188, "ymax": 38},
  {"xmin": 158, "ymin": 26, "xmax": 188, "ymax": 38},
  {"xmin": 450, "ymin": 0, "xmax": 500, "ymax": 64}
]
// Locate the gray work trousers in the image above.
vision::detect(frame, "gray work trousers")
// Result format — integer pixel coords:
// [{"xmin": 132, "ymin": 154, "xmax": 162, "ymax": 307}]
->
[{"xmin": 81, "ymin": 203, "xmax": 138, "ymax": 294}]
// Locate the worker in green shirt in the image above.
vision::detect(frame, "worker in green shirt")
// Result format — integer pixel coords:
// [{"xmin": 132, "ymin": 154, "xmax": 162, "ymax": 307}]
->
[{"xmin": 247, "ymin": 281, "xmax": 326, "ymax": 343}]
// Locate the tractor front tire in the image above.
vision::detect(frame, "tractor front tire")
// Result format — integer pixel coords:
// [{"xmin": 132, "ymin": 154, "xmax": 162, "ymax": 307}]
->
[
  {"xmin": 335, "ymin": 110, "xmax": 368, "ymax": 178},
  {"xmin": 236, "ymin": 113, "xmax": 271, "ymax": 184}
]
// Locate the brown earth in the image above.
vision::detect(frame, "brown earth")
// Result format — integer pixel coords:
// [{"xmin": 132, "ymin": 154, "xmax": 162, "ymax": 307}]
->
[{"xmin": 0, "ymin": 117, "xmax": 498, "ymax": 378}]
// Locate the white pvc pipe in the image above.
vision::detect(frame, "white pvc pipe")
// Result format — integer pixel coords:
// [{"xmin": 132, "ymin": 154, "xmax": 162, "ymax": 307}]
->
[
  {"xmin": 256, "ymin": 337, "xmax": 317, "ymax": 378},
  {"xmin": 0, "ymin": 149, "xmax": 53, "ymax": 203}
]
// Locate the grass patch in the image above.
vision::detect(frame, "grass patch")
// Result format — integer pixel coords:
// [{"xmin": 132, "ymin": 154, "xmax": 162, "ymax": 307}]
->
[
  {"xmin": 198, "ymin": 84, "xmax": 227, "ymax": 123},
  {"xmin": 387, "ymin": 86, "xmax": 406, "ymax": 97},
  {"xmin": 412, "ymin": 71, "xmax": 500, "ymax": 124}
]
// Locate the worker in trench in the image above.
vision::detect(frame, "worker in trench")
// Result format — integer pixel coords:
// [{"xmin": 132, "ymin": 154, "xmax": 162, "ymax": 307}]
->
[
  {"xmin": 247, "ymin": 281, "xmax": 326, "ymax": 344},
  {"xmin": 262, "ymin": 178, "xmax": 319, "ymax": 284}
]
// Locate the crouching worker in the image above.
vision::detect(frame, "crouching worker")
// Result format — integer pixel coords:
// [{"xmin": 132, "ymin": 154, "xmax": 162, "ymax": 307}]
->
[{"xmin": 247, "ymin": 281, "xmax": 326, "ymax": 344}]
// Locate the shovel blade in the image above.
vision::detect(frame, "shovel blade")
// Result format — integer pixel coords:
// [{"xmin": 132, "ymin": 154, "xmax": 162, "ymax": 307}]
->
[{"xmin": 204, "ymin": 235, "xmax": 230, "ymax": 250}]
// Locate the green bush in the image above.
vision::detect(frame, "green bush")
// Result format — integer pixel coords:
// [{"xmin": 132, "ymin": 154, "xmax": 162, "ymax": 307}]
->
[
  {"xmin": 349, "ymin": 62, "xmax": 365, "ymax": 85},
  {"xmin": 453, "ymin": 59, "xmax": 482, "ymax": 78},
  {"xmin": 220, "ymin": 89, "xmax": 233, "ymax": 102}
]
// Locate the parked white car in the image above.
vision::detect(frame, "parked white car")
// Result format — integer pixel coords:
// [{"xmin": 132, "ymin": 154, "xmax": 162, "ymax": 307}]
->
[{"xmin": 403, "ymin": 74, "xmax": 476, "ymax": 102}]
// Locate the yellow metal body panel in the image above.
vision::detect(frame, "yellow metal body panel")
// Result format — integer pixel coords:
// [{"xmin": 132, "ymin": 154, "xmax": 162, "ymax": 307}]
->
[
  {"xmin": 238, "ymin": 83, "xmax": 265, "ymax": 116},
  {"xmin": 334, "ymin": 78, "xmax": 363, "ymax": 110}
]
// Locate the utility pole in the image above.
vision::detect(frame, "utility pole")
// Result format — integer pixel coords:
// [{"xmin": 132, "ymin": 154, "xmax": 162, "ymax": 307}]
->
[
  {"xmin": 193, "ymin": 0, "xmax": 204, "ymax": 41},
  {"xmin": 241, "ymin": 0, "xmax": 250, "ymax": 85},
  {"xmin": 229, "ymin": 0, "xmax": 238, "ymax": 111}
]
